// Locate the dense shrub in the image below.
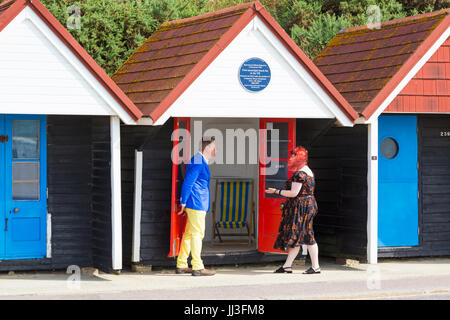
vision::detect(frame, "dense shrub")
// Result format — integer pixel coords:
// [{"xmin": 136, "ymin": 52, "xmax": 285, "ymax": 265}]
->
[{"xmin": 1, "ymin": 0, "xmax": 447, "ymax": 74}]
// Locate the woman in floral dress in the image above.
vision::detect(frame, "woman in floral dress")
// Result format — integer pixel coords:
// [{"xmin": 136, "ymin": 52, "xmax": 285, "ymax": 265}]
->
[{"xmin": 265, "ymin": 146, "xmax": 320, "ymax": 274}]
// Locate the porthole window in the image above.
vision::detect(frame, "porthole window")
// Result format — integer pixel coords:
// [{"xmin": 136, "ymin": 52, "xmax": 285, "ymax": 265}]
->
[{"xmin": 380, "ymin": 137, "xmax": 399, "ymax": 159}]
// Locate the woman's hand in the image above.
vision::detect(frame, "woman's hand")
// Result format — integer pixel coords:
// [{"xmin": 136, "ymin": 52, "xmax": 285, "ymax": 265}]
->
[{"xmin": 265, "ymin": 188, "xmax": 277, "ymax": 194}]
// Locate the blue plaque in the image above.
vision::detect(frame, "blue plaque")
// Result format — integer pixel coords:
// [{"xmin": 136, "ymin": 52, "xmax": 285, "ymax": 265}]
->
[{"xmin": 238, "ymin": 58, "xmax": 271, "ymax": 92}]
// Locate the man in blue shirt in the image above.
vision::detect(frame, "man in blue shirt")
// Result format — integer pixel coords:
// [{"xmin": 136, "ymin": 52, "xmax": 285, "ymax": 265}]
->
[{"xmin": 176, "ymin": 137, "xmax": 216, "ymax": 276}]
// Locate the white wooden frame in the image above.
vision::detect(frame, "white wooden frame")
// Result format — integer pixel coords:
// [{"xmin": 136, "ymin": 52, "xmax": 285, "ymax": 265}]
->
[
  {"xmin": 367, "ymin": 121, "xmax": 378, "ymax": 264},
  {"xmin": 132, "ymin": 150, "xmax": 143, "ymax": 263},
  {"xmin": 110, "ymin": 116, "xmax": 122, "ymax": 271}
]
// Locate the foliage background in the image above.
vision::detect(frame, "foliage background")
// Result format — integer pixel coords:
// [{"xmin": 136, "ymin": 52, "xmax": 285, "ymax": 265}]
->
[{"xmin": 1, "ymin": 0, "xmax": 449, "ymax": 75}]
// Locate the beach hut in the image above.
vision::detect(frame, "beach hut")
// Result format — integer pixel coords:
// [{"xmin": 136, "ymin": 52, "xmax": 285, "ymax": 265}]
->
[
  {"xmin": 315, "ymin": 9, "xmax": 450, "ymax": 263},
  {"xmin": 0, "ymin": 0, "xmax": 142, "ymax": 272},
  {"xmin": 112, "ymin": 1, "xmax": 366, "ymax": 269}
]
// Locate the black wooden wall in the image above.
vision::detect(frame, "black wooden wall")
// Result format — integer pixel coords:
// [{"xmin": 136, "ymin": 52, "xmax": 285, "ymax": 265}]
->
[
  {"xmin": 419, "ymin": 115, "xmax": 450, "ymax": 256},
  {"xmin": 91, "ymin": 117, "xmax": 113, "ymax": 272},
  {"xmin": 47, "ymin": 116, "xmax": 93, "ymax": 268},
  {"xmin": 120, "ymin": 121, "xmax": 174, "ymax": 268},
  {"xmin": 297, "ymin": 119, "xmax": 369, "ymax": 261},
  {"xmin": 379, "ymin": 114, "xmax": 450, "ymax": 257},
  {"xmin": 140, "ymin": 122, "xmax": 174, "ymax": 267}
]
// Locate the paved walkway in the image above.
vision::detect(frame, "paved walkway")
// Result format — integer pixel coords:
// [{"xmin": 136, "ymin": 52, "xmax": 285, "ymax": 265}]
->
[{"xmin": 0, "ymin": 257, "xmax": 449, "ymax": 299}]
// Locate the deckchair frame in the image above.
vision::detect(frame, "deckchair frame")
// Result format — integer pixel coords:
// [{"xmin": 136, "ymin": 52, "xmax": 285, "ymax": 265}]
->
[{"xmin": 212, "ymin": 178, "xmax": 255, "ymax": 244}]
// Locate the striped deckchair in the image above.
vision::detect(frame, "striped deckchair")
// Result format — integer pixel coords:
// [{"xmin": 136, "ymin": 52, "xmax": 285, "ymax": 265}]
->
[{"xmin": 212, "ymin": 179, "xmax": 255, "ymax": 243}]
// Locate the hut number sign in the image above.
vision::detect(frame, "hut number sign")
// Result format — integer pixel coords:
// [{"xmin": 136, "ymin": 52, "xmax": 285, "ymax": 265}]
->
[
  {"xmin": 238, "ymin": 58, "xmax": 271, "ymax": 92},
  {"xmin": 440, "ymin": 131, "xmax": 450, "ymax": 137}
]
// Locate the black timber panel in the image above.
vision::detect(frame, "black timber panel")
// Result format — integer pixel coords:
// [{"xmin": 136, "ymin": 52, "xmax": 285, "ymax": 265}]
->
[
  {"xmin": 120, "ymin": 124, "xmax": 157, "ymax": 267},
  {"xmin": 297, "ymin": 119, "xmax": 368, "ymax": 261},
  {"xmin": 47, "ymin": 116, "xmax": 93, "ymax": 267},
  {"xmin": 119, "ymin": 121, "xmax": 174, "ymax": 267},
  {"xmin": 140, "ymin": 121, "xmax": 174, "ymax": 266},
  {"xmin": 91, "ymin": 117, "xmax": 113, "ymax": 272}
]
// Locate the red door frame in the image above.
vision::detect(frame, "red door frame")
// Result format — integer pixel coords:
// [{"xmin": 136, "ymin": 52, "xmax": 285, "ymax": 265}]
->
[
  {"xmin": 258, "ymin": 118, "xmax": 296, "ymax": 253},
  {"xmin": 168, "ymin": 117, "xmax": 190, "ymax": 257}
]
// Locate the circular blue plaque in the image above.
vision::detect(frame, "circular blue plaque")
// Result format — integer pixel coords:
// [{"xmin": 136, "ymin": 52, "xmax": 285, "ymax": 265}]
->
[{"xmin": 238, "ymin": 58, "xmax": 271, "ymax": 92}]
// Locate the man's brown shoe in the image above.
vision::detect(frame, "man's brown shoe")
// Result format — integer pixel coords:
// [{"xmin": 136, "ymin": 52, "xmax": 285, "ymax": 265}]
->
[
  {"xmin": 192, "ymin": 268, "xmax": 216, "ymax": 276},
  {"xmin": 176, "ymin": 267, "xmax": 192, "ymax": 274}
]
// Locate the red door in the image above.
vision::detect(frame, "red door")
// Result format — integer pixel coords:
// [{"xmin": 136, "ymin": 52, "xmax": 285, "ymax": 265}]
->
[
  {"xmin": 258, "ymin": 118, "xmax": 296, "ymax": 253},
  {"xmin": 168, "ymin": 117, "xmax": 190, "ymax": 257}
]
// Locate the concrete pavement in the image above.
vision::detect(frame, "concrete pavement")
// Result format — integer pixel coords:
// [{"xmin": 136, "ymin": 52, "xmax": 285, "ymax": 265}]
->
[{"xmin": 0, "ymin": 257, "xmax": 449, "ymax": 300}]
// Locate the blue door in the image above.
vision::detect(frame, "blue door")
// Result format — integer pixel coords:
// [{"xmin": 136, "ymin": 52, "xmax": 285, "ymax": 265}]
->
[
  {"xmin": 0, "ymin": 115, "xmax": 47, "ymax": 259},
  {"xmin": 378, "ymin": 115, "xmax": 418, "ymax": 247}
]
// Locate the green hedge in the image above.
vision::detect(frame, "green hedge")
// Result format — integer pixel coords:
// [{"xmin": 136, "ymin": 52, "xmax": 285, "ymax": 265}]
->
[{"xmin": 1, "ymin": 0, "xmax": 446, "ymax": 75}]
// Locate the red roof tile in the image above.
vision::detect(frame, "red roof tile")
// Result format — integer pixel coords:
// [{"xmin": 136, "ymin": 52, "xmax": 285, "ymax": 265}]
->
[
  {"xmin": 0, "ymin": 0, "xmax": 16, "ymax": 17},
  {"xmin": 113, "ymin": 1, "xmax": 359, "ymax": 124},
  {"xmin": 315, "ymin": 9, "xmax": 450, "ymax": 119},
  {"xmin": 112, "ymin": 2, "xmax": 253, "ymax": 117}
]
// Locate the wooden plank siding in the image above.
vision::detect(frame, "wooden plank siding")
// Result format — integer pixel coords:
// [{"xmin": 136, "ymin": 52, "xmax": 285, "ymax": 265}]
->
[
  {"xmin": 120, "ymin": 124, "xmax": 152, "ymax": 267},
  {"xmin": 90, "ymin": 117, "xmax": 113, "ymax": 272},
  {"xmin": 138, "ymin": 121, "xmax": 174, "ymax": 266},
  {"xmin": 119, "ymin": 121, "xmax": 175, "ymax": 267},
  {"xmin": 386, "ymin": 37, "xmax": 450, "ymax": 113},
  {"xmin": 297, "ymin": 119, "xmax": 369, "ymax": 261},
  {"xmin": 0, "ymin": 116, "xmax": 115, "ymax": 272},
  {"xmin": 47, "ymin": 116, "xmax": 93, "ymax": 267},
  {"xmin": 379, "ymin": 114, "xmax": 450, "ymax": 257}
]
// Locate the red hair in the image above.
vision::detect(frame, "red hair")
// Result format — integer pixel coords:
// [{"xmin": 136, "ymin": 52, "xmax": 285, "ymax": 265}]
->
[{"xmin": 288, "ymin": 146, "xmax": 308, "ymax": 172}]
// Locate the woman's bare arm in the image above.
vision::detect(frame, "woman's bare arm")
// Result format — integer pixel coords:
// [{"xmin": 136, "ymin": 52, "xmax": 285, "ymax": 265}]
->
[
  {"xmin": 265, "ymin": 182, "xmax": 302, "ymax": 198},
  {"xmin": 280, "ymin": 182, "xmax": 302, "ymax": 198}
]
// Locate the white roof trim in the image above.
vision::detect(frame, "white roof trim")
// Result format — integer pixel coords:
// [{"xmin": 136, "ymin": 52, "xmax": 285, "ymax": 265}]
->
[{"xmin": 0, "ymin": 6, "xmax": 136, "ymax": 125}]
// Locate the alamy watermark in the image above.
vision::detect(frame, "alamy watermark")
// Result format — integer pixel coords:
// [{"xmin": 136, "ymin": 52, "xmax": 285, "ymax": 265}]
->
[
  {"xmin": 367, "ymin": 5, "xmax": 382, "ymax": 29},
  {"xmin": 171, "ymin": 120, "xmax": 281, "ymax": 176},
  {"xmin": 66, "ymin": 265, "xmax": 81, "ymax": 290},
  {"xmin": 67, "ymin": 5, "xmax": 81, "ymax": 30},
  {"xmin": 366, "ymin": 265, "xmax": 381, "ymax": 290}
]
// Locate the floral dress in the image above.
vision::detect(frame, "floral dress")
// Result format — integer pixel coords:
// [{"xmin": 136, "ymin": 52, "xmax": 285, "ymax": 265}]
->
[{"xmin": 273, "ymin": 170, "xmax": 318, "ymax": 251}]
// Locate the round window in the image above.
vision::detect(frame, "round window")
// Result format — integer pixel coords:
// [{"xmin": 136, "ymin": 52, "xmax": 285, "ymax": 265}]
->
[{"xmin": 380, "ymin": 137, "xmax": 399, "ymax": 159}]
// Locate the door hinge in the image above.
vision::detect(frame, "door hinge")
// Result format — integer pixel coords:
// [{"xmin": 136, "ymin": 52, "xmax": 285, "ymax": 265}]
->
[
  {"xmin": 418, "ymin": 190, "xmax": 420, "ymax": 199},
  {"xmin": 0, "ymin": 135, "xmax": 8, "ymax": 143}
]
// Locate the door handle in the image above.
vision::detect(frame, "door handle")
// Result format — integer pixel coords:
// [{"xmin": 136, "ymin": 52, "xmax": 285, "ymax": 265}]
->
[{"xmin": 12, "ymin": 208, "xmax": 19, "ymax": 213}]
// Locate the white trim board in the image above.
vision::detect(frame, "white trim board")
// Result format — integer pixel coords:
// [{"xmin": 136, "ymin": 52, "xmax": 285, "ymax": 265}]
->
[
  {"xmin": 110, "ymin": 116, "xmax": 123, "ymax": 271},
  {"xmin": 132, "ymin": 150, "xmax": 143, "ymax": 263},
  {"xmin": 367, "ymin": 122, "xmax": 378, "ymax": 264},
  {"xmin": 154, "ymin": 16, "xmax": 353, "ymax": 127},
  {"xmin": 0, "ymin": 7, "xmax": 136, "ymax": 125}
]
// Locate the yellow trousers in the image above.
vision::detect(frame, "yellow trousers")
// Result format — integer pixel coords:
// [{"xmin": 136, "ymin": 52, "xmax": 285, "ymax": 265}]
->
[{"xmin": 176, "ymin": 208, "xmax": 206, "ymax": 271}]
